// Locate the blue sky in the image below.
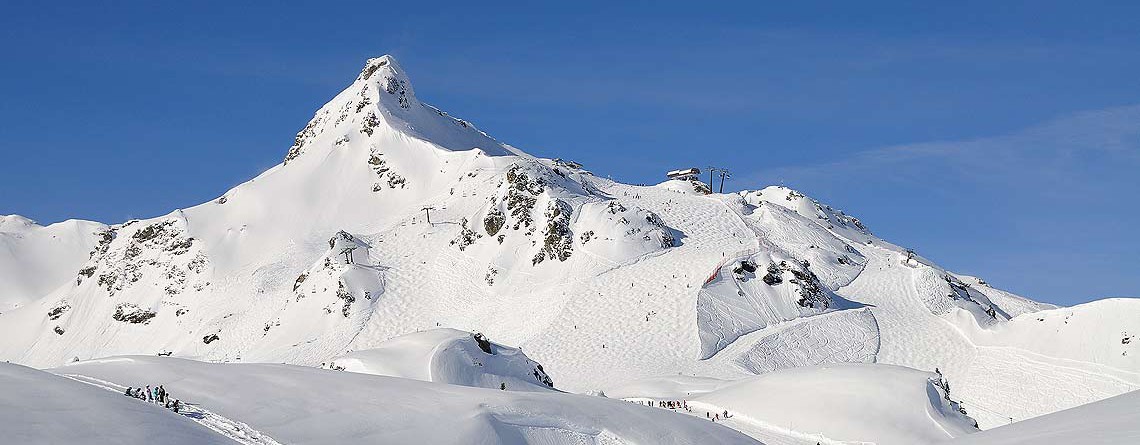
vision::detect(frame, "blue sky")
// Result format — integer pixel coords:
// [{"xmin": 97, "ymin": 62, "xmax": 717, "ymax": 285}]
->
[{"xmin": 1, "ymin": 1, "xmax": 1137, "ymax": 305}]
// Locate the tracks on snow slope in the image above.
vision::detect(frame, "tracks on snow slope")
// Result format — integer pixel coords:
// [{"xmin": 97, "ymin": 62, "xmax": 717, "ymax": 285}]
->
[{"xmin": 59, "ymin": 374, "xmax": 282, "ymax": 445}]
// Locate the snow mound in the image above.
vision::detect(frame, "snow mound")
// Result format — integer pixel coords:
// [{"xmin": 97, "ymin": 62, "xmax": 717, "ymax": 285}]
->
[
  {"xmin": 574, "ymin": 199, "xmax": 679, "ymax": 260},
  {"xmin": 740, "ymin": 186, "xmax": 871, "ymax": 241},
  {"xmin": 54, "ymin": 356, "xmax": 757, "ymax": 445},
  {"xmin": 654, "ymin": 179, "xmax": 711, "ymax": 195},
  {"xmin": 0, "ymin": 362, "xmax": 230, "ymax": 444},
  {"xmin": 328, "ymin": 328, "xmax": 555, "ymax": 391},
  {"xmin": 949, "ymin": 388, "xmax": 1140, "ymax": 445}
]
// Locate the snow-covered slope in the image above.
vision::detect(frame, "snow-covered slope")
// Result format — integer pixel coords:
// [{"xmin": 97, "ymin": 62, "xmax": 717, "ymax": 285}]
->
[
  {"xmin": 0, "ymin": 215, "xmax": 105, "ymax": 310},
  {"xmin": 2, "ymin": 54, "xmax": 1138, "ymax": 437},
  {"xmin": 53, "ymin": 356, "xmax": 756, "ymax": 444},
  {"xmin": 327, "ymin": 328, "xmax": 555, "ymax": 391},
  {"xmin": 608, "ymin": 363, "xmax": 979, "ymax": 445},
  {"xmin": 949, "ymin": 389, "xmax": 1140, "ymax": 445},
  {"xmin": 0, "ymin": 362, "xmax": 232, "ymax": 444}
]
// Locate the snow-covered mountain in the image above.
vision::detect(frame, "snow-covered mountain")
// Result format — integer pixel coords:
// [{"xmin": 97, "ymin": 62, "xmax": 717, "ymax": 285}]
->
[{"xmin": 2, "ymin": 54, "xmax": 1138, "ymax": 442}]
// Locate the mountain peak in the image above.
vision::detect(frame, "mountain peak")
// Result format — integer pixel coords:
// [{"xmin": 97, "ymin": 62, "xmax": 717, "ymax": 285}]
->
[
  {"xmin": 356, "ymin": 55, "xmax": 416, "ymax": 103},
  {"xmin": 284, "ymin": 53, "xmax": 517, "ymax": 163},
  {"xmin": 0, "ymin": 215, "xmax": 38, "ymax": 232},
  {"xmin": 359, "ymin": 55, "xmax": 398, "ymax": 79}
]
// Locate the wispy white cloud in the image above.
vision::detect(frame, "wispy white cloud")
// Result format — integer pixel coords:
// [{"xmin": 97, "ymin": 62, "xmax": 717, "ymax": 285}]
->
[{"xmin": 754, "ymin": 104, "xmax": 1140, "ymax": 195}]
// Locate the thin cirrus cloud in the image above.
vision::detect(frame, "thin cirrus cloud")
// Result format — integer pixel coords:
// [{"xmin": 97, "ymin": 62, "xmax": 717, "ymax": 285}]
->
[{"xmin": 758, "ymin": 104, "xmax": 1140, "ymax": 194}]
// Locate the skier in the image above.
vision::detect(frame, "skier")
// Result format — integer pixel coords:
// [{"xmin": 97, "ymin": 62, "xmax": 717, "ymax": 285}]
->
[
  {"xmin": 158, "ymin": 385, "xmax": 166, "ymax": 404},
  {"xmin": 124, "ymin": 386, "xmax": 133, "ymax": 396},
  {"xmin": 146, "ymin": 385, "xmax": 153, "ymax": 402},
  {"xmin": 173, "ymin": 399, "xmax": 181, "ymax": 413}
]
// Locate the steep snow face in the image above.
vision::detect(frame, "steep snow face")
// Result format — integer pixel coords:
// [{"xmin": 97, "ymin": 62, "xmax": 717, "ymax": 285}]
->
[
  {"xmin": 735, "ymin": 196, "xmax": 866, "ymax": 290},
  {"xmin": 0, "ymin": 216, "xmax": 105, "ymax": 310},
  {"xmin": 952, "ymin": 273, "xmax": 1057, "ymax": 318},
  {"xmin": 54, "ymin": 356, "xmax": 758, "ymax": 445},
  {"xmin": 607, "ymin": 364, "xmax": 979, "ymax": 445},
  {"xmin": 0, "ymin": 362, "xmax": 231, "ymax": 444},
  {"xmin": 949, "ymin": 387, "xmax": 1140, "ymax": 445},
  {"xmin": 695, "ymin": 249, "xmax": 854, "ymax": 359},
  {"xmin": 328, "ymin": 328, "xmax": 555, "ymax": 391}
]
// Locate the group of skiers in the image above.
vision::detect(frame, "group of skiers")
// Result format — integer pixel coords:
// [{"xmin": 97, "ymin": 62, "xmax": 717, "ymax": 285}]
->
[
  {"xmin": 640, "ymin": 399, "xmax": 733, "ymax": 422},
  {"xmin": 705, "ymin": 410, "xmax": 731, "ymax": 422},
  {"xmin": 649, "ymin": 399, "xmax": 689, "ymax": 411},
  {"xmin": 124, "ymin": 384, "xmax": 182, "ymax": 413}
]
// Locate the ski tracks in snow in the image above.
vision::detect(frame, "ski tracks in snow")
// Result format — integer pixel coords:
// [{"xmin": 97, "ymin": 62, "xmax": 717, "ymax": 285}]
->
[{"xmin": 59, "ymin": 374, "xmax": 282, "ymax": 445}]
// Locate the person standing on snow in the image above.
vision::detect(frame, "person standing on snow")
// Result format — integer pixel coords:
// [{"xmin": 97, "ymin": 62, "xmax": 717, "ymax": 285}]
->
[{"xmin": 146, "ymin": 385, "xmax": 153, "ymax": 402}]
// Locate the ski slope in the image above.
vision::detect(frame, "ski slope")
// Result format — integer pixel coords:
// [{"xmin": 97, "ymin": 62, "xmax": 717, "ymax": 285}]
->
[{"xmin": 1, "ymin": 54, "xmax": 1137, "ymax": 439}]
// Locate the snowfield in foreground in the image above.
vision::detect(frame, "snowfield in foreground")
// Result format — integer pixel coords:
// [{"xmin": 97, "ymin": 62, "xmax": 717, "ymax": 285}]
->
[
  {"xmin": 0, "ymin": 362, "xmax": 232, "ymax": 444},
  {"xmin": 51, "ymin": 356, "xmax": 757, "ymax": 445}
]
